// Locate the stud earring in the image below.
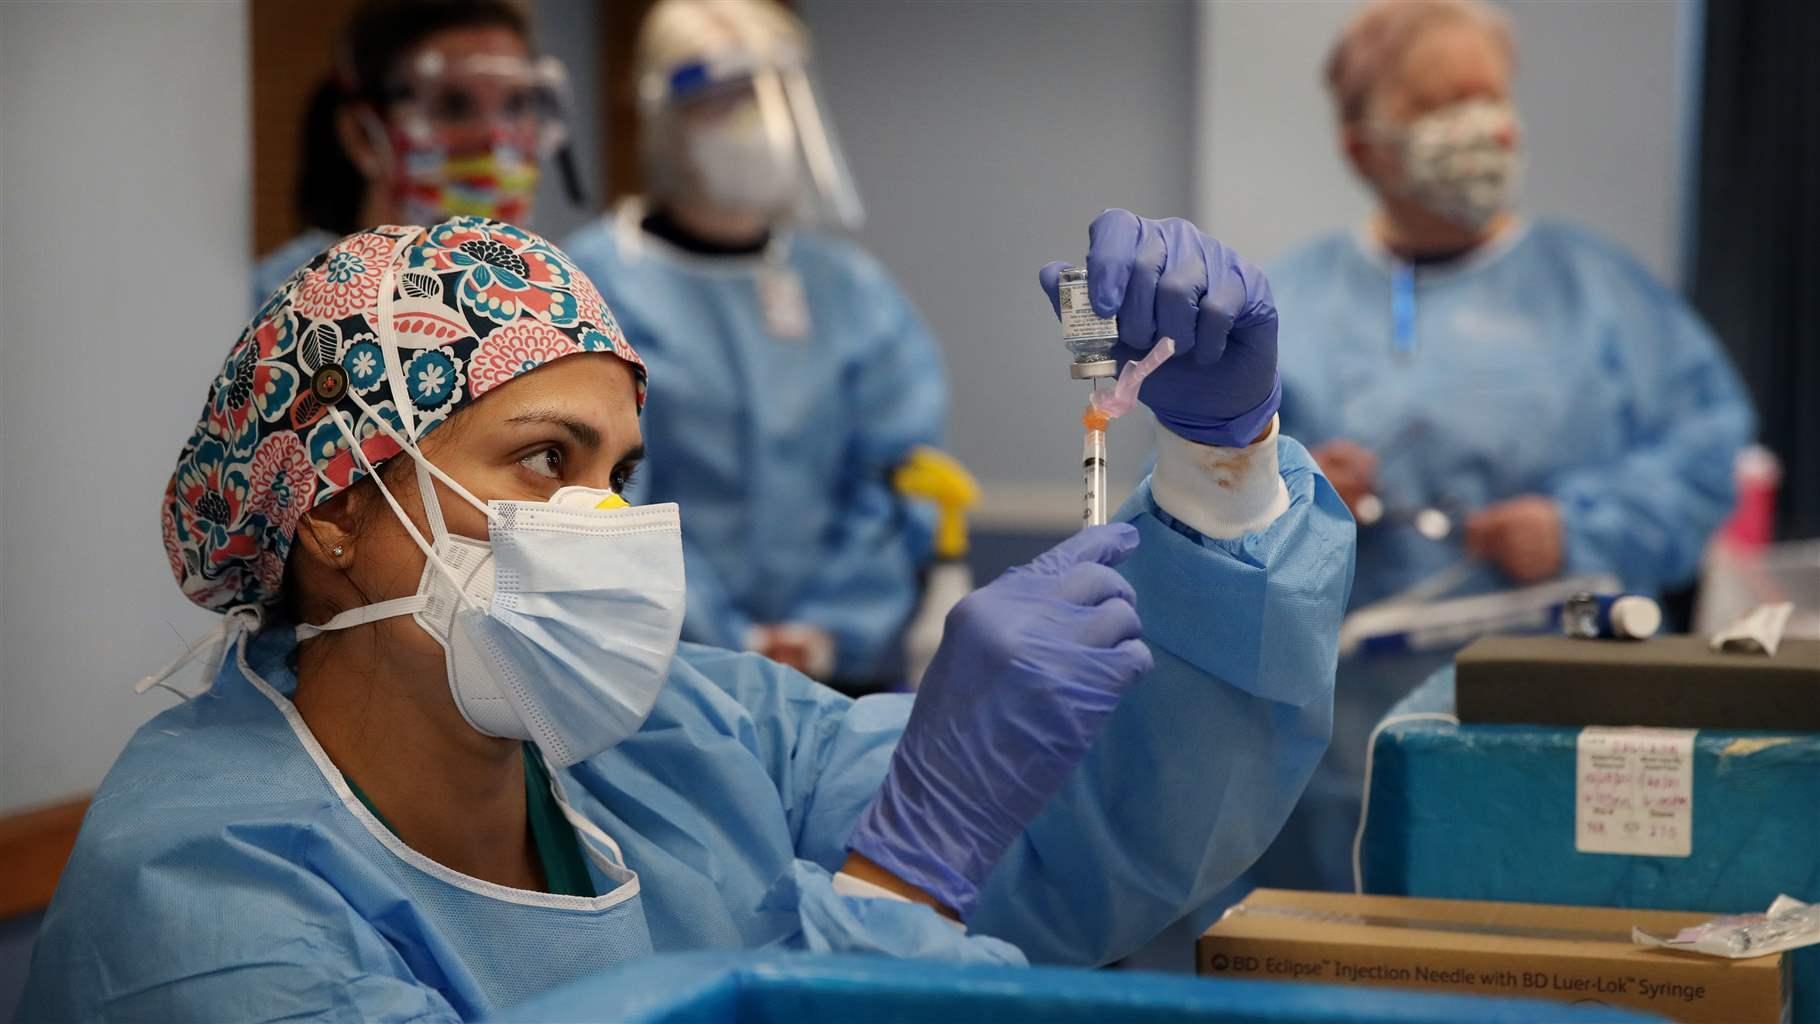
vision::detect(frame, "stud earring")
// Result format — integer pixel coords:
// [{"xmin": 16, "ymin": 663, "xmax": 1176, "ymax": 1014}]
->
[{"xmin": 333, "ymin": 546, "xmax": 345, "ymax": 557}]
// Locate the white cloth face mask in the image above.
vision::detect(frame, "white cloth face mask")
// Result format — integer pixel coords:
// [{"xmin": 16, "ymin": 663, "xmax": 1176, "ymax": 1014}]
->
[
  {"xmin": 686, "ymin": 101, "xmax": 799, "ymax": 214},
  {"xmin": 1376, "ymin": 98, "xmax": 1522, "ymax": 231},
  {"xmin": 300, "ymin": 403, "xmax": 686, "ymax": 768}
]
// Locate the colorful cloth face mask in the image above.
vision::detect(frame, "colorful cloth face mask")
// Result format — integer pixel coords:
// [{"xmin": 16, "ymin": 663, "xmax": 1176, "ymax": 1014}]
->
[
  {"xmin": 392, "ymin": 127, "xmax": 540, "ymax": 226},
  {"xmin": 360, "ymin": 106, "xmax": 541, "ymax": 227},
  {"xmin": 363, "ymin": 51, "xmax": 571, "ymax": 226},
  {"xmin": 1375, "ymin": 98, "xmax": 1523, "ymax": 231}
]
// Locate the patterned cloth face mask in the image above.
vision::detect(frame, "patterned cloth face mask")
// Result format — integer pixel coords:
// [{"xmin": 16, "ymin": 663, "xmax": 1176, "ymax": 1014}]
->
[
  {"xmin": 364, "ymin": 52, "xmax": 570, "ymax": 226},
  {"xmin": 386, "ymin": 121, "xmax": 541, "ymax": 227},
  {"xmin": 1374, "ymin": 98, "xmax": 1523, "ymax": 231}
]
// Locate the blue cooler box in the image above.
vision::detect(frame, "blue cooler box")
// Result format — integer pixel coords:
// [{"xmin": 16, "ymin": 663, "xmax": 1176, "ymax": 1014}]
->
[
  {"xmin": 488, "ymin": 952, "xmax": 1659, "ymax": 1023},
  {"xmin": 1365, "ymin": 668, "xmax": 1820, "ymax": 1024}
]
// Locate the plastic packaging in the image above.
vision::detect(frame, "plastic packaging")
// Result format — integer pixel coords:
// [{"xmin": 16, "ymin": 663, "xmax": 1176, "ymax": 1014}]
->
[
  {"xmin": 1634, "ymin": 895, "xmax": 1820, "ymax": 959},
  {"xmin": 1087, "ymin": 336, "xmax": 1174, "ymax": 419},
  {"xmin": 1710, "ymin": 601, "xmax": 1796, "ymax": 656}
]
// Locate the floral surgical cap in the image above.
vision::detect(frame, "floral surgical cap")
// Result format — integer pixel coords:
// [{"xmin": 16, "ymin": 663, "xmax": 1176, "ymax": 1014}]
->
[{"xmin": 162, "ymin": 217, "xmax": 646, "ymax": 613}]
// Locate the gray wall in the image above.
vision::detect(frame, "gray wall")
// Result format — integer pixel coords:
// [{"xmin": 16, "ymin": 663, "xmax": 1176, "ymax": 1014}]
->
[
  {"xmin": 1198, "ymin": 0, "xmax": 1698, "ymax": 282},
  {"xmin": 0, "ymin": 1, "xmax": 248, "ymax": 812},
  {"xmin": 531, "ymin": 0, "xmax": 604, "ymax": 242},
  {"xmin": 799, "ymin": 0, "xmax": 1195, "ymax": 527}
]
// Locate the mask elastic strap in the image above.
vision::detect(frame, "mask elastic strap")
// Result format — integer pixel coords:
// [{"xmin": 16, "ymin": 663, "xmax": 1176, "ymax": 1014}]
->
[
  {"xmin": 134, "ymin": 605, "xmax": 263, "ymax": 699},
  {"xmin": 324, "ymin": 405, "xmax": 482, "ymax": 613},
  {"xmin": 295, "ymin": 594, "xmax": 431, "ymax": 641},
  {"xmin": 415, "ymin": 452, "xmax": 448, "ymax": 546},
  {"xmin": 351, "ymin": 108, "xmax": 395, "ymax": 181},
  {"xmin": 343, "ymin": 388, "xmax": 498, "ymax": 527},
  {"xmin": 375, "ymin": 234, "xmax": 420, "ymax": 443}
]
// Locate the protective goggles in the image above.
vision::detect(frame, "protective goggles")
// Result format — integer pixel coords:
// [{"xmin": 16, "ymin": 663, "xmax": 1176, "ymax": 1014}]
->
[{"xmin": 381, "ymin": 51, "xmax": 572, "ymax": 159}]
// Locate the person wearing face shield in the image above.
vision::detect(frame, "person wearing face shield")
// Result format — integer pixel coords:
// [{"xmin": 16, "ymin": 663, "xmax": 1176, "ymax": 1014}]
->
[
  {"xmin": 1253, "ymin": 0, "xmax": 1755, "ymax": 895},
  {"xmin": 251, "ymin": 0, "xmax": 576, "ymax": 308},
  {"xmin": 563, "ymin": 0, "xmax": 943, "ymax": 688},
  {"xmin": 19, "ymin": 203, "xmax": 1352, "ymax": 1020}
]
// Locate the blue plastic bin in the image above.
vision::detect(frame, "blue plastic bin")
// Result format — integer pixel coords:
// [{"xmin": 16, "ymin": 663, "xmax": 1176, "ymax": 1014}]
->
[{"xmin": 488, "ymin": 952, "xmax": 1661, "ymax": 1023}]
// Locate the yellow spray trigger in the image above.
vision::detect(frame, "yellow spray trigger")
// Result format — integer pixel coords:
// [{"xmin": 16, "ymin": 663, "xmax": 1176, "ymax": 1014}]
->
[{"xmin": 893, "ymin": 447, "xmax": 978, "ymax": 561}]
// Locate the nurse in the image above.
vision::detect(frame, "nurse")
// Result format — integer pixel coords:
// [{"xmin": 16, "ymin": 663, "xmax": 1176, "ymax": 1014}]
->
[
  {"xmin": 564, "ymin": 0, "xmax": 945, "ymax": 686},
  {"xmin": 22, "ymin": 211, "xmax": 1351, "ymax": 1022},
  {"xmin": 252, "ymin": 0, "xmax": 572, "ymax": 306},
  {"xmin": 1261, "ymin": 0, "xmax": 1754, "ymax": 892}
]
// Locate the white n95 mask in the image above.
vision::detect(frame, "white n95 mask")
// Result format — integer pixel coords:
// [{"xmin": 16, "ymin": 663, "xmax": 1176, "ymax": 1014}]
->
[
  {"xmin": 686, "ymin": 103, "xmax": 798, "ymax": 214},
  {"xmin": 1378, "ymin": 98, "xmax": 1522, "ymax": 231},
  {"xmin": 301, "ymin": 403, "xmax": 686, "ymax": 768}
]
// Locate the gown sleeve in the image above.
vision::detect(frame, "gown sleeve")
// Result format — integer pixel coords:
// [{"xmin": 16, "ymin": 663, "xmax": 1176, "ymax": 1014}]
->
[
  {"xmin": 697, "ymin": 426, "xmax": 1355, "ymax": 967},
  {"xmin": 966, "ymin": 428, "xmax": 1356, "ymax": 965},
  {"xmin": 679, "ymin": 645, "xmax": 1025, "ymax": 964}
]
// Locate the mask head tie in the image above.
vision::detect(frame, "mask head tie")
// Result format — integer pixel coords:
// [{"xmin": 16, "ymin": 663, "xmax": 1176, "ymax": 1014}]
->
[
  {"xmin": 295, "ymin": 229, "xmax": 502, "ymax": 638},
  {"xmin": 134, "ymin": 605, "xmax": 264, "ymax": 699},
  {"xmin": 320, "ymin": 404, "xmax": 486, "ymax": 617},
  {"xmin": 375, "ymin": 233, "xmax": 421, "ymax": 444},
  {"xmin": 342, "ymin": 386, "xmax": 498, "ymax": 525},
  {"xmin": 295, "ymin": 594, "xmax": 433, "ymax": 641}
]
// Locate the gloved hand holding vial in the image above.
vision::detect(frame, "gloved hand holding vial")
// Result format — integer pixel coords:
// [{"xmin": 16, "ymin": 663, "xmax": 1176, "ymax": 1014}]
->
[{"xmin": 1042, "ymin": 209, "xmax": 1285, "ymax": 528}]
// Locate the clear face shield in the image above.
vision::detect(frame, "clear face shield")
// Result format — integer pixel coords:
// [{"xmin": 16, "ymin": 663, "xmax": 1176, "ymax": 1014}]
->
[
  {"xmin": 368, "ymin": 51, "xmax": 574, "ymax": 225},
  {"xmin": 642, "ymin": 53, "xmax": 864, "ymax": 232}
]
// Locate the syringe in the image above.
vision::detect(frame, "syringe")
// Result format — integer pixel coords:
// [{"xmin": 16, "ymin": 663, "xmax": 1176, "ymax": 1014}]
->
[
  {"xmin": 1083, "ymin": 405, "xmax": 1109, "ymax": 527},
  {"xmin": 1057, "ymin": 266, "xmax": 1118, "ymax": 527},
  {"xmin": 1056, "ymin": 265, "xmax": 1179, "ymax": 529}
]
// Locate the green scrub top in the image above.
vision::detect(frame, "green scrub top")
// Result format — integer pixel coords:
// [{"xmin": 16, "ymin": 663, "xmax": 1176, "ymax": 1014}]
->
[{"xmin": 344, "ymin": 744, "xmax": 596, "ymax": 897}]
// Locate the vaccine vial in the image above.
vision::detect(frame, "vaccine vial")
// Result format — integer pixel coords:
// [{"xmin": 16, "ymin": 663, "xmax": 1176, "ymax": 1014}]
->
[
  {"xmin": 1562, "ymin": 592, "xmax": 1662, "ymax": 640},
  {"xmin": 1056, "ymin": 266, "xmax": 1118, "ymax": 379}
]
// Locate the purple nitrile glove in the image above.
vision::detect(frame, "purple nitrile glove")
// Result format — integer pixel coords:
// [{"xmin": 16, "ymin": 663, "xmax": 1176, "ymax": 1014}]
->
[
  {"xmin": 1041, "ymin": 209, "xmax": 1280, "ymax": 447},
  {"xmin": 847, "ymin": 524, "xmax": 1153, "ymax": 918}
]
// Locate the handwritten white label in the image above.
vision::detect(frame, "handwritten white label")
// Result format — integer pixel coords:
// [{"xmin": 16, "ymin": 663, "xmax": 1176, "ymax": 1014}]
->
[{"xmin": 1575, "ymin": 727, "xmax": 1695, "ymax": 857}]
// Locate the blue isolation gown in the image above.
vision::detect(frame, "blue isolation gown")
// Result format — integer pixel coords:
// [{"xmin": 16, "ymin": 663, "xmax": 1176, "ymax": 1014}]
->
[
  {"xmin": 1255, "ymin": 220, "xmax": 1754, "ymax": 892},
  {"xmin": 20, "ymin": 438, "xmax": 1352, "ymax": 1023},
  {"xmin": 562, "ymin": 207, "xmax": 946, "ymax": 680}
]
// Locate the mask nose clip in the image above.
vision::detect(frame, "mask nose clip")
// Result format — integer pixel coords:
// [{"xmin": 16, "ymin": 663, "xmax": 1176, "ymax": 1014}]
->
[{"xmin": 549, "ymin": 484, "xmax": 630, "ymax": 511}]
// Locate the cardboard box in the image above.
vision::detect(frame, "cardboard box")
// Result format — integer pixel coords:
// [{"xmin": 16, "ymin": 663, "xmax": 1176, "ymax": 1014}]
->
[
  {"xmin": 1199, "ymin": 890, "xmax": 1788, "ymax": 1023},
  {"xmin": 1455, "ymin": 634, "xmax": 1820, "ymax": 730}
]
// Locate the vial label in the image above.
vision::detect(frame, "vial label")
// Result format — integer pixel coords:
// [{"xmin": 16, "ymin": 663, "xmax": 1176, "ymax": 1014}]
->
[{"xmin": 1059, "ymin": 277, "xmax": 1119, "ymax": 342}]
